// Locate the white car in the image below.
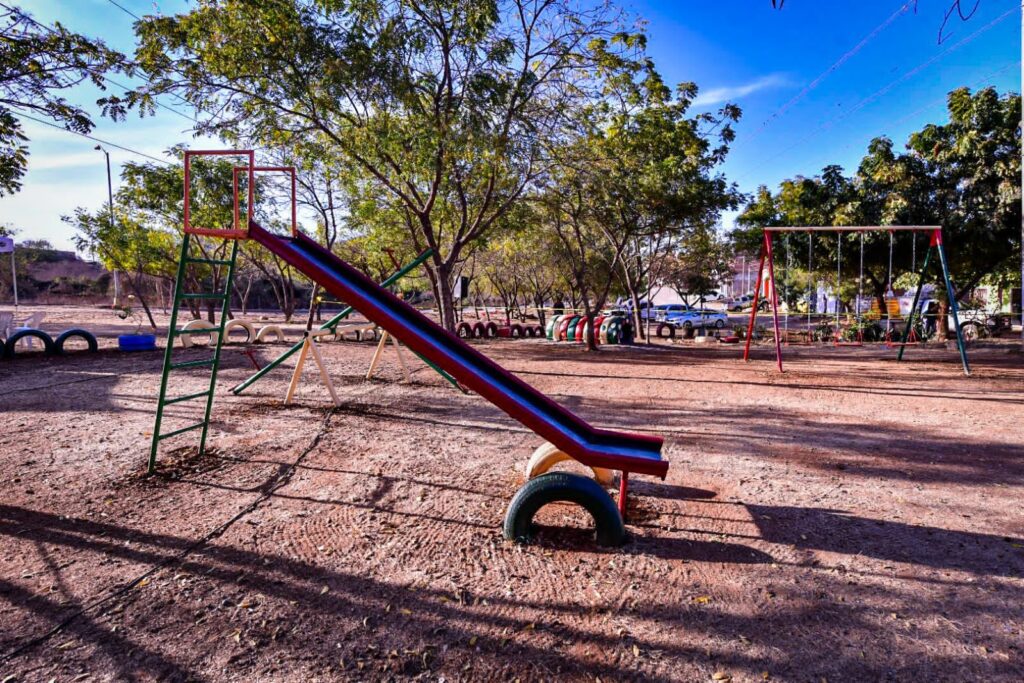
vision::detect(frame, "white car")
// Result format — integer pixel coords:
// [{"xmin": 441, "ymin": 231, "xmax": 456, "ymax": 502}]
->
[
  {"xmin": 664, "ymin": 309, "xmax": 728, "ymax": 329},
  {"xmin": 654, "ymin": 303, "xmax": 692, "ymax": 321}
]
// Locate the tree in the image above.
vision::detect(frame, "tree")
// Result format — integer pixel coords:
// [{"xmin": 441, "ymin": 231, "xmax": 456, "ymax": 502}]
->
[
  {"xmin": 735, "ymin": 87, "xmax": 1021, "ymax": 323},
  {"xmin": 661, "ymin": 226, "xmax": 733, "ymax": 307},
  {"xmin": 0, "ymin": 3, "xmax": 128, "ymax": 195},
  {"xmin": 542, "ymin": 34, "xmax": 741, "ymax": 350},
  {"xmin": 69, "ymin": 206, "xmax": 173, "ymax": 328},
  {"xmin": 126, "ymin": 0, "xmax": 636, "ymax": 331}
]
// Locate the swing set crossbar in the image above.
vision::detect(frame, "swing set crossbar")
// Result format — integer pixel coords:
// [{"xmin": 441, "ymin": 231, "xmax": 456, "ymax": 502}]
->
[
  {"xmin": 762, "ymin": 226, "xmax": 940, "ymax": 233},
  {"xmin": 741, "ymin": 226, "xmax": 970, "ymax": 376}
]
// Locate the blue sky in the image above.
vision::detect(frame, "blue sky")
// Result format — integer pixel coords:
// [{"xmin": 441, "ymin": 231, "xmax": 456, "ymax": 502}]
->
[{"xmin": 2, "ymin": 0, "xmax": 1021, "ymax": 251}]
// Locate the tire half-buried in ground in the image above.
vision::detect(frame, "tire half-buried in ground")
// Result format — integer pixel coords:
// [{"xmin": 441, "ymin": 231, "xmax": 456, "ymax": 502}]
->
[
  {"xmin": 4, "ymin": 329, "xmax": 56, "ymax": 357},
  {"xmin": 503, "ymin": 472, "xmax": 625, "ymax": 547},
  {"xmin": 54, "ymin": 328, "xmax": 98, "ymax": 354}
]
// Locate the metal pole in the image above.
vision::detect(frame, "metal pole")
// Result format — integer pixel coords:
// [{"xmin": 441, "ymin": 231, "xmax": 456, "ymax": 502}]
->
[
  {"xmin": 898, "ymin": 245, "xmax": 932, "ymax": 363},
  {"xmin": 645, "ymin": 234, "xmax": 652, "ymax": 345},
  {"xmin": 9, "ymin": 246, "xmax": 16, "ymax": 309},
  {"xmin": 934, "ymin": 230, "xmax": 970, "ymax": 375},
  {"xmin": 765, "ymin": 232, "xmax": 784, "ymax": 372},
  {"xmin": 742, "ymin": 236, "xmax": 767, "ymax": 362},
  {"xmin": 97, "ymin": 145, "xmax": 119, "ymax": 307}
]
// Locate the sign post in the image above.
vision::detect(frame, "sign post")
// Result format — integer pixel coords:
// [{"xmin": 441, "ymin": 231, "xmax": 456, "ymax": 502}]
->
[{"xmin": 0, "ymin": 236, "xmax": 15, "ymax": 308}]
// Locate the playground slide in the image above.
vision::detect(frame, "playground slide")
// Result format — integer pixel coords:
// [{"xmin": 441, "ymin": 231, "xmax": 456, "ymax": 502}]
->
[{"xmin": 248, "ymin": 222, "xmax": 667, "ymax": 478}]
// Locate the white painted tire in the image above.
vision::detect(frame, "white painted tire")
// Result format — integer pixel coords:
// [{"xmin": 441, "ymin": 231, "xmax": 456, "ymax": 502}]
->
[
  {"xmin": 222, "ymin": 319, "xmax": 256, "ymax": 344},
  {"xmin": 179, "ymin": 319, "xmax": 218, "ymax": 348},
  {"xmin": 524, "ymin": 442, "xmax": 614, "ymax": 486},
  {"xmin": 255, "ymin": 325, "xmax": 285, "ymax": 343}
]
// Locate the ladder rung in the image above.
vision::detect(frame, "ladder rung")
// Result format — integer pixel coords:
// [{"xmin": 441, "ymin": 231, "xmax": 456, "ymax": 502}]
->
[
  {"xmin": 170, "ymin": 358, "xmax": 216, "ymax": 370},
  {"xmin": 164, "ymin": 390, "xmax": 212, "ymax": 405},
  {"xmin": 156, "ymin": 422, "xmax": 207, "ymax": 441},
  {"xmin": 186, "ymin": 257, "xmax": 233, "ymax": 266},
  {"xmin": 179, "ymin": 293, "xmax": 226, "ymax": 300}
]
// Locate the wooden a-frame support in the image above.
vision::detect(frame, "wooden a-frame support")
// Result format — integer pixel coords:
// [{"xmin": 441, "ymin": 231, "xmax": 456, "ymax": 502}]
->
[
  {"xmin": 285, "ymin": 329, "xmax": 340, "ymax": 406},
  {"xmin": 366, "ymin": 330, "xmax": 412, "ymax": 382}
]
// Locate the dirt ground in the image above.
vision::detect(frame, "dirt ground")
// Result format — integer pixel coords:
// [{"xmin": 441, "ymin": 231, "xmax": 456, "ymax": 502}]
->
[{"xmin": 1, "ymin": 305, "xmax": 1022, "ymax": 682}]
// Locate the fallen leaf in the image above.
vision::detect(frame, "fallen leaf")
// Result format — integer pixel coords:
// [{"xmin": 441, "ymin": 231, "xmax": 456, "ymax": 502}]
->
[
  {"xmin": 692, "ymin": 595, "xmax": 711, "ymax": 604},
  {"xmin": 632, "ymin": 644, "xmax": 641, "ymax": 657},
  {"xmin": 712, "ymin": 672, "xmax": 731, "ymax": 681},
  {"xmin": 469, "ymin": 636, "xmax": 478, "ymax": 646},
  {"xmin": 320, "ymin": 586, "xmax": 329, "ymax": 595}
]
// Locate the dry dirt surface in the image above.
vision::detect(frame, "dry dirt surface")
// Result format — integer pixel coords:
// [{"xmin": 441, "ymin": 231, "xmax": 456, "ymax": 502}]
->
[{"xmin": 1, "ymin": 306, "xmax": 1022, "ymax": 682}]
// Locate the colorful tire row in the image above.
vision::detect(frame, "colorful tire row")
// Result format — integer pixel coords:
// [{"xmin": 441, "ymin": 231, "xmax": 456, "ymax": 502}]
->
[
  {"xmin": 544, "ymin": 314, "xmax": 633, "ymax": 345},
  {"xmin": 2, "ymin": 328, "xmax": 98, "ymax": 359},
  {"xmin": 455, "ymin": 321, "xmax": 545, "ymax": 340}
]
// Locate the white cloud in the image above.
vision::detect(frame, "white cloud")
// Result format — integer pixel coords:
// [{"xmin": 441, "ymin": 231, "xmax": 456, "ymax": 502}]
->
[{"xmin": 693, "ymin": 74, "xmax": 793, "ymax": 108}]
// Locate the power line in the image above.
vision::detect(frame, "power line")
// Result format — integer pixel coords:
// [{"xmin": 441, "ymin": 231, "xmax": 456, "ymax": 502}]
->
[
  {"xmin": 5, "ymin": 2, "xmax": 198, "ymax": 124},
  {"xmin": 12, "ymin": 108, "xmax": 172, "ymax": 165},
  {"xmin": 781, "ymin": 59, "xmax": 1021, "ymax": 178},
  {"xmin": 738, "ymin": 1, "xmax": 916, "ymax": 150},
  {"xmin": 105, "ymin": 0, "xmax": 142, "ymax": 21},
  {"xmin": 98, "ymin": 0, "xmax": 229, "ymax": 128},
  {"xmin": 736, "ymin": 4, "xmax": 1018, "ymax": 186}
]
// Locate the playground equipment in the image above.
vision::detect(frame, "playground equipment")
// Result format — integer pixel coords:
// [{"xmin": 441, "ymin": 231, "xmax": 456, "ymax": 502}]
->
[
  {"xmin": 230, "ymin": 247, "xmax": 461, "ymax": 395},
  {"xmin": 546, "ymin": 312, "xmax": 631, "ymax": 345},
  {"xmin": 285, "ymin": 329, "xmax": 339, "ymax": 406},
  {"xmin": 742, "ymin": 226, "xmax": 970, "ymax": 375},
  {"xmin": 150, "ymin": 150, "xmax": 666, "ymax": 546},
  {"xmin": 2, "ymin": 325, "xmax": 99, "ymax": 358}
]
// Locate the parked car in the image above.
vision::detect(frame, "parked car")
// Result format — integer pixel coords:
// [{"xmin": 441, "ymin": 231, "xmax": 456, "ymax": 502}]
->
[
  {"xmin": 654, "ymin": 303, "xmax": 692, "ymax": 321},
  {"xmin": 727, "ymin": 294, "xmax": 769, "ymax": 312},
  {"xmin": 664, "ymin": 309, "xmax": 728, "ymax": 329},
  {"xmin": 622, "ymin": 300, "xmax": 661, "ymax": 320}
]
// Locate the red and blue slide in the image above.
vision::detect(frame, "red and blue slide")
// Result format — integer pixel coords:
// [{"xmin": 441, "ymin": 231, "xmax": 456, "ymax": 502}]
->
[{"xmin": 249, "ymin": 222, "xmax": 667, "ymax": 545}]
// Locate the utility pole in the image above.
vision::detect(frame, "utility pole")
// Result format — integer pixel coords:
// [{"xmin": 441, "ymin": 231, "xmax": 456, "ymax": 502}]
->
[{"xmin": 95, "ymin": 145, "xmax": 120, "ymax": 307}]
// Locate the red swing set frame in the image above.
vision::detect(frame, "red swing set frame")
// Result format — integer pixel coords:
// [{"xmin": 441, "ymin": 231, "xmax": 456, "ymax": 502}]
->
[{"xmin": 741, "ymin": 226, "xmax": 971, "ymax": 375}]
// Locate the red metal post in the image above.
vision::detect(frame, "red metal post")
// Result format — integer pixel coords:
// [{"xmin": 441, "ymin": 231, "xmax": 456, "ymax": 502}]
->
[
  {"xmin": 183, "ymin": 149, "xmax": 254, "ymax": 238},
  {"xmin": 618, "ymin": 470, "xmax": 629, "ymax": 522},
  {"xmin": 764, "ymin": 231, "xmax": 784, "ymax": 372},
  {"xmin": 742, "ymin": 236, "xmax": 768, "ymax": 361},
  {"xmin": 291, "ymin": 169, "xmax": 298, "ymax": 237},
  {"xmin": 183, "ymin": 152, "xmax": 191, "ymax": 233},
  {"xmin": 233, "ymin": 165, "xmax": 297, "ymax": 236}
]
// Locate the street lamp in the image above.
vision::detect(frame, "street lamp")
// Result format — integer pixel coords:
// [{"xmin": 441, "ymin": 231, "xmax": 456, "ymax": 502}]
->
[{"xmin": 95, "ymin": 145, "xmax": 120, "ymax": 307}]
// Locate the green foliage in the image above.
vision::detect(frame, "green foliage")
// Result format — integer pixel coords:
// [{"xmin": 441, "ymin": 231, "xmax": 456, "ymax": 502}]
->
[
  {"xmin": 540, "ymin": 43, "xmax": 741, "ymax": 340},
  {"xmin": 662, "ymin": 226, "xmax": 733, "ymax": 303},
  {"xmin": 0, "ymin": 4, "xmax": 128, "ymax": 195},
  {"xmin": 125, "ymin": 0, "xmax": 643, "ymax": 329},
  {"xmin": 68, "ymin": 204, "xmax": 176, "ymax": 281}
]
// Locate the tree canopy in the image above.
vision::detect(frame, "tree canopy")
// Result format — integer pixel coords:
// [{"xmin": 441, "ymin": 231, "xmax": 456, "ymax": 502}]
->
[
  {"xmin": 0, "ymin": 2, "xmax": 128, "ymax": 195},
  {"xmin": 735, "ymin": 87, "xmax": 1021, "ymax": 308}
]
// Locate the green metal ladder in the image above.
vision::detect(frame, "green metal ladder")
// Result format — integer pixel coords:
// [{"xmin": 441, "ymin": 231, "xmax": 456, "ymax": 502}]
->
[{"xmin": 148, "ymin": 234, "xmax": 240, "ymax": 473}]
